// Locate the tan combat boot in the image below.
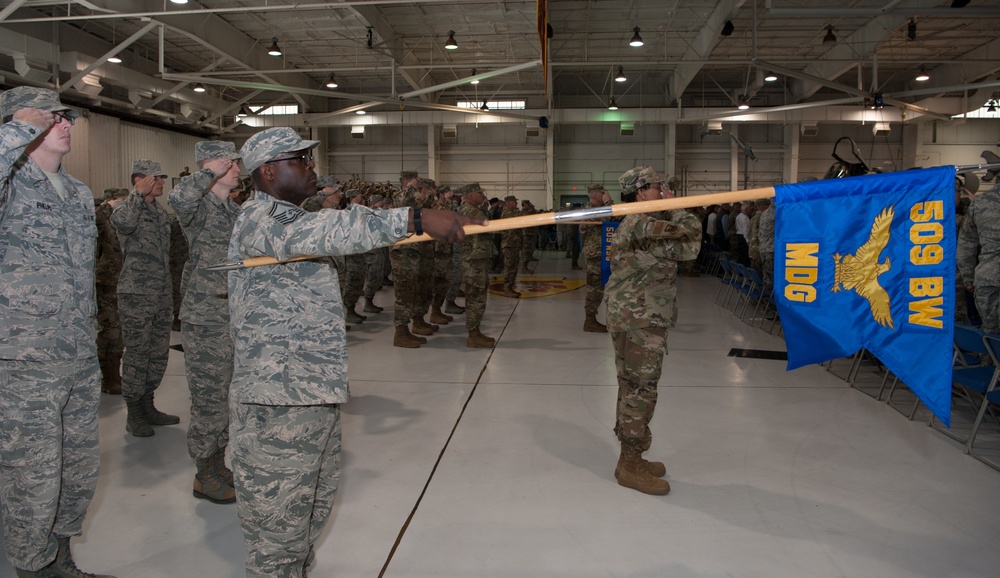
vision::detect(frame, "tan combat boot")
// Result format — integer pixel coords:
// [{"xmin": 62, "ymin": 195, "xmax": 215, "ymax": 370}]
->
[
  {"xmin": 393, "ymin": 325, "xmax": 422, "ymax": 348},
  {"xmin": 616, "ymin": 455, "xmax": 670, "ymax": 495},
  {"xmin": 503, "ymin": 287, "xmax": 521, "ymax": 298},
  {"xmin": 583, "ymin": 314, "xmax": 608, "ymax": 333},
  {"xmin": 614, "ymin": 455, "xmax": 666, "ymax": 479},
  {"xmin": 429, "ymin": 305, "xmax": 453, "ymax": 325},
  {"xmin": 193, "ymin": 457, "xmax": 236, "ymax": 504},
  {"xmin": 411, "ymin": 315, "xmax": 439, "ymax": 335},
  {"xmin": 467, "ymin": 330, "xmax": 496, "ymax": 349}
]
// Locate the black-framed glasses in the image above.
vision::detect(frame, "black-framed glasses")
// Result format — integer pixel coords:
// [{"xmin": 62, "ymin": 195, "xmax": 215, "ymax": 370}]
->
[
  {"xmin": 265, "ymin": 153, "xmax": 313, "ymax": 166},
  {"xmin": 54, "ymin": 111, "xmax": 75, "ymax": 126}
]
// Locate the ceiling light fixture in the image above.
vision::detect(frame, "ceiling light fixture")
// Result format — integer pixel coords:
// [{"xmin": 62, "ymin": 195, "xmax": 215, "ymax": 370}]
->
[
  {"xmin": 823, "ymin": 25, "xmax": 836, "ymax": 45},
  {"xmin": 237, "ymin": 105, "xmax": 251, "ymax": 117},
  {"xmin": 870, "ymin": 92, "xmax": 884, "ymax": 110},
  {"xmin": 915, "ymin": 67, "xmax": 929, "ymax": 82},
  {"xmin": 325, "ymin": 74, "xmax": 338, "ymax": 88},
  {"xmin": 193, "ymin": 83, "xmax": 206, "ymax": 93},
  {"xmin": 445, "ymin": 30, "xmax": 458, "ymax": 50},
  {"xmin": 170, "ymin": 0, "xmax": 188, "ymax": 4},
  {"xmin": 721, "ymin": 20, "xmax": 735, "ymax": 37},
  {"xmin": 615, "ymin": 66, "xmax": 627, "ymax": 82},
  {"xmin": 629, "ymin": 27, "xmax": 643, "ymax": 47},
  {"xmin": 267, "ymin": 37, "xmax": 282, "ymax": 56},
  {"xmin": 470, "ymin": 68, "xmax": 479, "ymax": 85},
  {"xmin": 608, "ymin": 97, "xmax": 619, "ymax": 111},
  {"xmin": 764, "ymin": 72, "xmax": 778, "ymax": 82},
  {"xmin": 107, "ymin": 55, "xmax": 122, "ymax": 64},
  {"xmin": 480, "ymin": 101, "xmax": 490, "ymax": 111},
  {"xmin": 356, "ymin": 109, "xmax": 366, "ymax": 115},
  {"xmin": 907, "ymin": 19, "xmax": 917, "ymax": 41},
  {"xmin": 737, "ymin": 96, "xmax": 750, "ymax": 110},
  {"xmin": 988, "ymin": 100, "xmax": 997, "ymax": 113}
]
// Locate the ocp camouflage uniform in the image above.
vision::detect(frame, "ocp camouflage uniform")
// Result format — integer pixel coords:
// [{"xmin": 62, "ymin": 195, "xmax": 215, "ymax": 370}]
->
[
  {"xmin": 0, "ymin": 105, "xmax": 102, "ymax": 572},
  {"xmin": 606, "ymin": 209, "xmax": 701, "ymax": 458},
  {"xmin": 228, "ymin": 188, "xmax": 409, "ymax": 578},
  {"xmin": 460, "ymin": 200, "xmax": 493, "ymax": 332},
  {"xmin": 581, "ymin": 201, "xmax": 614, "ymax": 316},
  {"xmin": 414, "ymin": 192, "xmax": 438, "ymax": 317},
  {"xmin": 500, "ymin": 204, "xmax": 522, "ymax": 290},
  {"xmin": 431, "ymin": 196, "xmax": 454, "ymax": 314},
  {"xmin": 756, "ymin": 204, "xmax": 775, "ymax": 277},
  {"xmin": 958, "ymin": 183, "xmax": 1000, "ymax": 333},
  {"xmin": 747, "ymin": 208, "xmax": 762, "ymax": 270},
  {"xmin": 390, "ymin": 183, "xmax": 423, "ymax": 326},
  {"xmin": 95, "ymin": 189, "xmax": 126, "ymax": 393},
  {"xmin": 521, "ymin": 207, "xmax": 538, "ymax": 266},
  {"xmin": 111, "ymin": 183, "xmax": 173, "ymax": 404},
  {"xmin": 167, "ymin": 166, "xmax": 240, "ymax": 463}
]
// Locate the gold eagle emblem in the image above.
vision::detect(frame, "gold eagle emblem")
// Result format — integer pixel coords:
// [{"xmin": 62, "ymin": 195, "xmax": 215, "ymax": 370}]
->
[{"xmin": 831, "ymin": 206, "xmax": 895, "ymax": 329}]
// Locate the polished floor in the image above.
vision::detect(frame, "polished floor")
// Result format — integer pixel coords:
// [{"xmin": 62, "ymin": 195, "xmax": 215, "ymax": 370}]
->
[{"xmin": 3, "ymin": 251, "xmax": 1000, "ymax": 578}]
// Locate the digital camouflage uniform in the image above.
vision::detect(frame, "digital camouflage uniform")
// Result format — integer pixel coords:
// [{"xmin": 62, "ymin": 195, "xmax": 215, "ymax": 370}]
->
[
  {"xmin": 169, "ymin": 212, "xmax": 189, "ymax": 324},
  {"xmin": 958, "ymin": 183, "xmax": 1000, "ymax": 333},
  {"xmin": 431, "ymin": 193, "xmax": 455, "ymax": 314},
  {"xmin": 0, "ymin": 88, "xmax": 103, "ymax": 573},
  {"xmin": 112, "ymin": 160, "xmax": 173, "ymax": 404},
  {"xmin": 229, "ymin": 127, "xmax": 410, "ymax": 577},
  {"xmin": 606, "ymin": 168, "xmax": 701, "ymax": 459},
  {"xmin": 167, "ymin": 143, "xmax": 241, "ymax": 464},
  {"xmin": 459, "ymin": 192, "xmax": 493, "ymax": 332},
  {"xmin": 95, "ymin": 188, "xmax": 128, "ymax": 393},
  {"xmin": 500, "ymin": 200, "xmax": 522, "ymax": 291},
  {"xmin": 581, "ymin": 192, "xmax": 614, "ymax": 317}
]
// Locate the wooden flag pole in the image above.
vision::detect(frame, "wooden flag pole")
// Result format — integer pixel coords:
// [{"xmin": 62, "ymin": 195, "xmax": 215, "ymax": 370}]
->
[{"xmin": 207, "ymin": 186, "xmax": 776, "ymax": 271}]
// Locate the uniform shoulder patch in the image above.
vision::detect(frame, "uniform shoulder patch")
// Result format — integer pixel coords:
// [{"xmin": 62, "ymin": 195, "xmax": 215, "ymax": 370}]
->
[{"xmin": 268, "ymin": 202, "xmax": 305, "ymax": 225}]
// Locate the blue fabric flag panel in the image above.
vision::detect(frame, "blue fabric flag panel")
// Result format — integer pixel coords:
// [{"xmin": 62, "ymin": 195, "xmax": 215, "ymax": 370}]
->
[{"xmin": 774, "ymin": 166, "xmax": 956, "ymax": 426}]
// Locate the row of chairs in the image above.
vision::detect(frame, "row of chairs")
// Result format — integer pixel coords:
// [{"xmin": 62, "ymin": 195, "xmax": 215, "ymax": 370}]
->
[
  {"xmin": 714, "ymin": 257, "xmax": 780, "ymax": 334},
  {"xmin": 830, "ymin": 326, "xmax": 1000, "ymax": 472}
]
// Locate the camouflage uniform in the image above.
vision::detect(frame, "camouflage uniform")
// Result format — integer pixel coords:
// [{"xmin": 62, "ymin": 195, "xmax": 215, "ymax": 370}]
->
[
  {"xmin": 581, "ymin": 189, "xmax": 613, "ymax": 317},
  {"xmin": 229, "ymin": 126, "xmax": 410, "ymax": 578},
  {"xmin": 959, "ymin": 183, "xmax": 1000, "ymax": 333},
  {"xmin": 362, "ymin": 195, "xmax": 387, "ymax": 305},
  {"xmin": 521, "ymin": 203, "xmax": 538, "ymax": 267},
  {"xmin": 95, "ymin": 188, "xmax": 128, "ymax": 393},
  {"xmin": 500, "ymin": 198, "xmax": 522, "ymax": 292},
  {"xmin": 0, "ymin": 88, "xmax": 104, "ymax": 573},
  {"xmin": 169, "ymin": 212, "xmax": 189, "ymax": 325},
  {"xmin": 747, "ymin": 203, "xmax": 763, "ymax": 271},
  {"xmin": 756, "ymin": 204, "xmax": 775, "ymax": 277},
  {"xmin": 112, "ymin": 160, "xmax": 173, "ymax": 404},
  {"xmin": 606, "ymin": 167, "xmax": 701, "ymax": 459},
  {"xmin": 390, "ymin": 180, "xmax": 424, "ymax": 327},
  {"xmin": 459, "ymin": 190, "xmax": 493, "ymax": 333},
  {"xmin": 166, "ymin": 143, "xmax": 241, "ymax": 464},
  {"xmin": 431, "ymin": 193, "xmax": 455, "ymax": 315}
]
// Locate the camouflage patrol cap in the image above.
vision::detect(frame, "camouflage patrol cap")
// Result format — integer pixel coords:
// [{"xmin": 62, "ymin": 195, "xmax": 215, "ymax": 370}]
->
[
  {"xmin": 103, "ymin": 187, "xmax": 128, "ymax": 200},
  {"xmin": 344, "ymin": 189, "xmax": 362, "ymax": 199},
  {"xmin": 463, "ymin": 183, "xmax": 485, "ymax": 195},
  {"xmin": 316, "ymin": 176, "xmax": 338, "ymax": 189},
  {"xmin": 195, "ymin": 140, "xmax": 241, "ymax": 163},
  {"xmin": 436, "ymin": 184, "xmax": 450, "ymax": 195},
  {"xmin": 618, "ymin": 165, "xmax": 665, "ymax": 195},
  {"xmin": 587, "ymin": 183, "xmax": 606, "ymax": 193},
  {"xmin": 240, "ymin": 127, "xmax": 320, "ymax": 173},
  {"xmin": 504, "ymin": 195, "xmax": 517, "ymax": 202},
  {"xmin": 417, "ymin": 178, "xmax": 437, "ymax": 189},
  {"xmin": 369, "ymin": 194, "xmax": 385, "ymax": 204},
  {"xmin": 131, "ymin": 159, "xmax": 168, "ymax": 177},
  {"xmin": 400, "ymin": 170, "xmax": 418, "ymax": 180},
  {"xmin": 754, "ymin": 198, "xmax": 771, "ymax": 207},
  {"xmin": 1, "ymin": 86, "xmax": 78, "ymax": 122}
]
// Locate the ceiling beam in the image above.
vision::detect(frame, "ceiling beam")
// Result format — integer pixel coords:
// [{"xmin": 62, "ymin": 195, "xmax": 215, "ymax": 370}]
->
[{"xmin": 668, "ymin": 0, "xmax": 747, "ymax": 106}]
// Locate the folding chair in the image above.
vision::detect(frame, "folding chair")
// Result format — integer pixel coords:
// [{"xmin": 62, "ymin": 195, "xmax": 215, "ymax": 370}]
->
[
  {"xmin": 929, "ymin": 324, "xmax": 998, "ymax": 445},
  {"xmin": 715, "ymin": 258, "xmax": 736, "ymax": 306},
  {"xmin": 966, "ymin": 333, "xmax": 1000, "ymax": 471},
  {"xmin": 734, "ymin": 264, "xmax": 764, "ymax": 322}
]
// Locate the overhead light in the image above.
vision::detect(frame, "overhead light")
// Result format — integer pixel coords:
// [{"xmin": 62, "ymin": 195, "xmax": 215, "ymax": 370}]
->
[
  {"xmin": 356, "ymin": 109, "xmax": 366, "ymax": 115},
  {"xmin": 480, "ymin": 101, "xmax": 489, "ymax": 111},
  {"xmin": 170, "ymin": 0, "xmax": 188, "ymax": 4},
  {"xmin": 907, "ymin": 19, "xmax": 917, "ymax": 41},
  {"xmin": 764, "ymin": 72, "xmax": 778, "ymax": 82},
  {"xmin": 267, "ymin": 37, "xmax": 282, "ymax": 57},
  {"xmin": 445, "ymin": 30, "xmax": 458, "ymax": 50},
  {"xmin": 721, "ymin": 20, "xmax": 735, "ymax": 37},
  {"xmin": 737, "ymin": 96, "xmax": 750, "ymax": 110},
  {"xmin": 615, "ymin": 66, "xmax": 626, "ymax": 82},
  {"xmin": 823, "ymin": 25, "xmax": 836, "ymax": 45},
  {"xmin": 237, "ymin": 105, "xmax": 251, "ymax": 117},
  {"xmin": 608, "ymin": 97, "xmax": 619, "ymax": 111},
  {"xmin": 193, "ymin": 83, "xmax": 206, "ymax": 93},
  {"xmin": 629, "ymin": 27, "xmax": 643, "ymax": 47},
  {"xmin": 107, "ymin": 55, "xmax": 122, "ymax": 64},
  {"xmin": 870, "ymin": 92, "xmax": 884, "ymax": 110},
  {"xmin": 470, "ymin": 68, "xmax": 479, "ymax": 85},
  {"xmin": 325, "ymin": 74, "xmax": 338, "ymax": 89},
  {"xmin": 987, "ymin": 100, "xmax": 997, "ymax": 113},
  {"xmin": 915, "ymin": 67, "xmax": 929, "ymax": 82}
]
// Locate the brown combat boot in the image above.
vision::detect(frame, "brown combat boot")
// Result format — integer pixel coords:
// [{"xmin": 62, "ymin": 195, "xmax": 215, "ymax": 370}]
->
[
  {"xmin": 429, "ymin": 305, "xmax": 453, "ymax": 324},
  {"xmin": 503, "ymin": 287, "xmax": 521, "ymax": 298},
  {"xmin": 467, "ymin": 330, "xmax": 496, "ymax": 349},
  {"xmin": 53, "ymin": 536, "xmax": 116, "ymax": 578},
  {"xmin": 125, "ymin": 399, "xmax": 154, "ymax": 437},
  {"xmin": 212, "ymin": 448, "xmax": 234, "ymax": 487},
  {"xmin": 140, "ymin": 393, "xmax": 180, "ymax": 426},
  {"xmin": 616, "ymin": 455, "xmax": 670, "ymax": 495},
  {"xmin": 583, "ymin": 314, "xmax": 608, "ymax": 333},
  {"xmin": 393, "ymin": 325, "xmax": 423, "ymax": 348},
  {"xmin": 193, "ymin": 458, "xmax": 236, "ymax": 504},
  {"xmin": 614, "ymin": 455, "xmax": 666, "ymax": 479},
  {"xmin": 411, "ymin": 316, "xmax": 438, "ymax": 335}
]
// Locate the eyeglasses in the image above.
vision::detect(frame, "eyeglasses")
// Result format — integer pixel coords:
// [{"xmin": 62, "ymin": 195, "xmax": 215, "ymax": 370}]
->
[
  {"xmin": 264, "ymin": 153, "xmax": 314, "ymax": 166},
  {"xmin": 54, "ymin": 111, "xmax": 75, "ymax": 126}
]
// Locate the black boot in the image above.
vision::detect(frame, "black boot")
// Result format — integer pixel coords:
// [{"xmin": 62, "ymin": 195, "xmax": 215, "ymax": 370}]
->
[
  {"xmin": 125, "ymin": 399, "xmax": 153, "ymax": 437},
  {"xmin": 53, "ymin": 536, "xmax": 117, "ymax": 577}
]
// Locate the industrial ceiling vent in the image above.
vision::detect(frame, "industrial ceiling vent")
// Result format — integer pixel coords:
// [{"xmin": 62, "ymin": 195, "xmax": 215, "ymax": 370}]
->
[
  {"xmin": 705, "ymin": 121, "xmax": 723, "ymax": 135},
  {"xmin": 801, "ymin": 123, "xmax": 819, "ymax": 137},
  {"xmin": 872, "ymin": 122, "xmax": 891, "ymax": 137},
  {"xmin": 351, "ymin": 126, "xmax": 365, "ymax": 139},
  {"xmin": 442, "ymin": 125, "xmax": 457, "ymax": 138},
  {"xmin": 525, "ymin": 125, "xmax": 541, "ymax": 137},
  {"xmin": 620, "ymin": 123, "xmax": 635, "ymax": 137}
]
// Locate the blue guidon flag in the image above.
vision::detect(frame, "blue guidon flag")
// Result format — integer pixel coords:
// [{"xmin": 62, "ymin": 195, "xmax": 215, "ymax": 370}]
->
[{"xmin": 774, "ymin": 166, "xmax": 956, "ymax": 426}]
